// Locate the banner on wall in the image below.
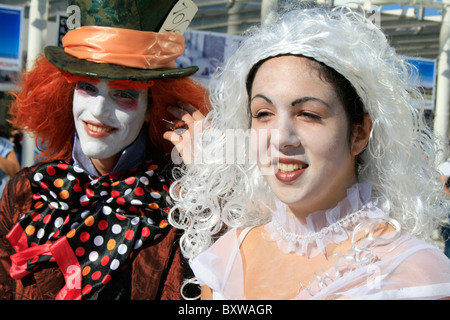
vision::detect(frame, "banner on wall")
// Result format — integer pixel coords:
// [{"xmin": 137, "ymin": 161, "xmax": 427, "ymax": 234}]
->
[
  {"xmin": 176, "ymin": 29, "xmax": 243, "ymax": 85},
  {"xmin": 0, "ymin": 4, "xmax": 24, "ymax": 72},
  {"xmin": 406, "ymin": 57, "xmax": 437, "ymax": 111}
]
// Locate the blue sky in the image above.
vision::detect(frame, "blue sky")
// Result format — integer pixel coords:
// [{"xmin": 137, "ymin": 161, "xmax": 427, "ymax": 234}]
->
[{"xmin": 381, "ymin": 1, "xmax": 443, "ymax": 17}]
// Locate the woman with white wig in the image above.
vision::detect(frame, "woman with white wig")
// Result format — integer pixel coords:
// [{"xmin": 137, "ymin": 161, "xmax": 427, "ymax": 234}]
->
[{"xmin": 165, "ymin": 3, "xmax": 450, "ymax": 299}]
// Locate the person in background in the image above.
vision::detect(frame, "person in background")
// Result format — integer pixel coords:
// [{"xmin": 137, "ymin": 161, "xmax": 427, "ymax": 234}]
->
[
  {"xmin": 167, "ymin": 3, "xmax": 450, "ymax": 299},
  {"xmin": 438, "ymin": 159, "xmax": 450, "ymax": 258},
  {"xmin": 0, "ymin": 136, "xmax": 20, "ymax": 196},
  {"xmin": 0, "ymin": 0, "xmax": 208, "ymax": 300}
]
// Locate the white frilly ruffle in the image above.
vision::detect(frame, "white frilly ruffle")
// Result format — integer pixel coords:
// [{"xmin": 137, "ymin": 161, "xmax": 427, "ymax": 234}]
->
[{"xmin": 264, "ymin": 183, "xmax": 386, "ymax": 258}]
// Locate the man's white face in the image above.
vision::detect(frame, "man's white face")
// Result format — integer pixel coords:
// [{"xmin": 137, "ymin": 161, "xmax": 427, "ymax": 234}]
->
[{"xmin": 73, "ymin": 79, "xmax": 149, "ymax": 160}]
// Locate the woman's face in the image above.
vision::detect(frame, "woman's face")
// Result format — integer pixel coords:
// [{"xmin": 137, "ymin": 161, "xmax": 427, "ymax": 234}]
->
[
  {"xmin": 250, "ymin": 55, "xmax": 363, "ymax": 219},
  {"xmin": 73, "ymin": 79, "xmax": 149, "ymax": 161}
]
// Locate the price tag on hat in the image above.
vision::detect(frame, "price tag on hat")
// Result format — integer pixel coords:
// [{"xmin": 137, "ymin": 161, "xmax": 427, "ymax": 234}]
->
[{"xmin": 160, "ymin": 0, "xmax": 198, "ymax": 35}]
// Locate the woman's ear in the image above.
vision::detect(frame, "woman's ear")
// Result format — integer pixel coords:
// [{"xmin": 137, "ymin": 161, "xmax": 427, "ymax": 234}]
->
[{"xmin": 351, "ymin": 114, "xmax": 372, "ymax": 156}]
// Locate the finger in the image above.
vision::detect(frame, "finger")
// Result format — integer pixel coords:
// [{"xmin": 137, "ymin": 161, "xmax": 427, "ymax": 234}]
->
[
  {"xmin": 163, "ymin": 130, "xmax": 183, "ymax": 144},
  {"xmin": 177, "ymin": 101, "xmax": 205, "ymax": 121}
]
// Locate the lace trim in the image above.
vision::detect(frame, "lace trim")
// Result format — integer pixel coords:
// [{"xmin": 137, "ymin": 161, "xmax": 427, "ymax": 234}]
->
[
  {"xmin": 264, "ymin": 183, "xmax": 386, "ymax": 257},
  {"xmin": 271, "ymin": 199, "xmax": 377, "ymax": 244}
]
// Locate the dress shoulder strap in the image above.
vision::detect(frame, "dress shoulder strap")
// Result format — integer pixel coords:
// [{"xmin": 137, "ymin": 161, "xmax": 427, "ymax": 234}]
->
[{"xmin": 222, "ymin": 226, "xmax": 254, "ymax": 287}]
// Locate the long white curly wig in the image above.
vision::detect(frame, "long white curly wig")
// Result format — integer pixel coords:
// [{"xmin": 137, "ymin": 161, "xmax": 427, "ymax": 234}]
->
[{"xmin": 169, "ymin": 3, "xmax": 449, "ymax": 261}]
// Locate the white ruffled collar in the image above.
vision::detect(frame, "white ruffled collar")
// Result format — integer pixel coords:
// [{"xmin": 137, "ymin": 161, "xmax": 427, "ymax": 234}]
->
[{"xmin": 264, "ymin": 183, "xmax": 386, "ymax": 258}]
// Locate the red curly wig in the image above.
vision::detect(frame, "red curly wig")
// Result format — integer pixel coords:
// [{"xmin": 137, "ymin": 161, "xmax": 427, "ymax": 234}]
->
[{"xmin": 8, "ymin": 54, "xmax": 210, "ymax": 163}]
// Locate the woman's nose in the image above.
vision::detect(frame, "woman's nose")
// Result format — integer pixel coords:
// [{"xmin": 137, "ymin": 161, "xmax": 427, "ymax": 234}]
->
[{"xmin": 274, "ymin": 120, "xmax": 302, "ymax": 151}]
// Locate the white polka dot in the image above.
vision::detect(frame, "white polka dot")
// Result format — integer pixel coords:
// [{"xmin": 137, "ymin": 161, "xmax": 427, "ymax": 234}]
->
[
  {"xmin": 70, "ymin": 222, "xmax": 79, "ymax": 229},
  {"xmin": 134, "ymin": 239, "xmax": 143, "ymax": 249},
  {"xmin": 118, "ymin": 244, "xmax": 128, "ymax": 255},
  {"xmin": 54, "ymin": 217, "xmax": 64, "ymax": 228},
  {"xmin": 131, "ymin": 199, "xmax": 142, "ymax": 206},
  {"xmin": 131, "ymin": 217, "xmax": 140, "ymax": 225},
  {"xmin": 124, "ymin": 188, "xmax": 132, "ymax": 195},
  {"xmin": 112, "ymin": 224, "xmax": 122, "ymax": 234},
  {"xmin": 80, "ymin": 195, "xmax": 89, "ymax": 204},
  {"xmin": 94, "ymin": 236, "xmax": 104, "ymax": 246},
  {"xmin": 110, "ymin": 259, "xmax": 120, "ymax": 270},
  {"xmin": 150, "ymin": 192, "xmax": 161, "ymax": 199},
  {"xmin": 50, "ymin": 201, "xmax": 59, "ymax": 209},
  {"xmin": 103, "ymin": 206, "xmax": 112, "ymax": 215},
  {"xmin": 33, "ymin": 172, "xmax": 43, "ymax": 181},
  {"xmin": 59, "ymin": 202, "xmax": 69, "ymax": 210},
  {"xmin": 73, "ymin": 166, "xmax": 85, "ymax": 173},
  {"xmin": 89, "ymin": 251, "xmax": 99, "ymax": 261},
  {"xmin": 81, "ymin": 210, "xmax": 90, "ymax": 219},
  {"xmin": 37, "ymin": 228, "xmax": 45, "ymax": 239},
  {"xmin": 140, "ymin": 176, "xmax": 149, "ymax": 185},
  {"xmin": 66, "ymin": 172, "xmax": 76, "ymax": 181}
]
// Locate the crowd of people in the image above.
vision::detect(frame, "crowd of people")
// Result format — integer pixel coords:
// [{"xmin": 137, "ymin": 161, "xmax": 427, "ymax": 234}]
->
[{"xmin": 0, "ymin": 0, "xmax": 449, "ymax": 300}]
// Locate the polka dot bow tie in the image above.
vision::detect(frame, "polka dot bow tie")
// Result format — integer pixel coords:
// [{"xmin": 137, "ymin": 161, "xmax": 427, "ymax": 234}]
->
[{"xmin": 7, "ymin": 159, "xmax": 172, "ymax": 300}]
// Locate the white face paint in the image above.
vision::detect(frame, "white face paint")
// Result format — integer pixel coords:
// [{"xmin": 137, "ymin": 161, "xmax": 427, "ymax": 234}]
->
[
  {"xmin": 250, "ymin": 56, "xmax": 357, "ymax": 219},
  {"xmin": 72, "ymin": 79, "xmax": 149, "ymax": 160}
]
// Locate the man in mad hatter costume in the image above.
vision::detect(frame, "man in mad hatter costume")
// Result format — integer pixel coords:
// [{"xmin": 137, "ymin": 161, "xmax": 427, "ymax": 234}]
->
[{"xmin": 0, "ymin": 0, "xmax": 208, "ymax": 300}]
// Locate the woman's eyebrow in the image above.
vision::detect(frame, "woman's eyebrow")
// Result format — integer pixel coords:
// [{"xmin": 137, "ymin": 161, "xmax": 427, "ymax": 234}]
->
[
  {"xmin": 291, "ymin": 96, "xmax": 331, "ymax": 109},
  {"xmin": 251, "ymin": 94, "xmax": 272, "ymax": 104}
]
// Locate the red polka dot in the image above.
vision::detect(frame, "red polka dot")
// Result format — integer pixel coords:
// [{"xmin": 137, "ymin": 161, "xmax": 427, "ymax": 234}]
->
[
  {"xmin": 101, "ymin": 255, "xmax": 109, "ymax": 266},
  {"xmin": 86, "ymin": 188, "xmax": 95, "ymax": 198},
  {"xmin": 52, "ymin": 229, "xmax": 60, "ymax": 238},
  {"xmin": 102, "ymin": 275, "xmax": 112, "ymax": 285},
  {"xmin": 111, "ymin": 190, "xmax": 120, "ymax": 198},
  {"xmin": 31, "ymin": 212, "xmax": 41, "ymax": 221},
  {"xmin": 142, "ymin": 227, "xmax": 150, "ymax": 237},
  {"xmin": 134, "ymin": 187, "xmax": 145, "ymax": 196},
  {"xmin": 116, "ymin": 197, "xmax": 125, "ymax": 205},
  {"xmin": 57, "ymin": 163, "xmax": 69, "ymax": 171},
  {"xmin": 79, "ymin": 231, "xmax": 90, "ymax": 242},
  {"xmin": 125, "ymin": 229, "xmax": 134, "ymax": 240},
  {"xmin": 82, "ymin": 284, "xmax": 92, "ymax": 295},
  {"xmin": 115, "ymin": 213, "xmax": 126, "ymax": 221},
  {"xmin": 40, "ymin": 182, "xmax": 49, "ymax": 189},
  {"xmin": 63, "ymin": 216, "xmax": 70, "ymax": 224},
  {"xmin": 92, "ymin": 271, "xmax": 101, "ymax": 281},
  {"xmin": 125, "ymin": 177, "xmax": 135, "ymax": 185},
  {"xmin": 75, "ymin": 247, "xmax": 85, "ymax": 256},
  {"xmin": 32, "ymin": 194, "xmax": 41, "ymax": 200},
  {"xmin": 43, "ymin": 214, "xmax": 51, "ymax": 224},
  {"xmin": 46, "ymin": 166, "xmax": 56, "ymax": 175},
  {"xmin": 98, "ymin": 220, "xmax": 108, "ymax": 230},
  {"xmin": 73, "ymin": 184, "xmax": 82, "ymax": 192}
]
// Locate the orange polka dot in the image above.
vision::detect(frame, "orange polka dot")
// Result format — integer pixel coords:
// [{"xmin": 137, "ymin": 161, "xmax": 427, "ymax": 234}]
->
[
  {"xmin": 59, "ymin": 190, "xmax": 70, "ymax": 199},
  {"xmin": 107, "ymin": 239, "xmax": 116, "ymax": 251},
  {"xmin": 149, "ymin": 203, "xmax": 159, "ymax": 209},
  {"xmin": 25, "ymin": 225, "xmax": 35, "ymax": 235},
  {"xmin": 84, "ymin": 216, "xmax": 95, "ymax": 227},
  {"xmin": 82, "ymin": 266, "xmax": 91, "ymax": 276},
  {"xmin": 66, "ymin": 229, "xmax": 76, "ymax": 238},
  {"xmin": 34, "ymin": 201, "xmax": 44, "ymax": 209},
  {"xmin": 159, "ymin": 220, "xmax": 168, "ymax": 229},
  {"xmin": 53, "ymin": 178, "xmax": 64, "ymax": 188}
]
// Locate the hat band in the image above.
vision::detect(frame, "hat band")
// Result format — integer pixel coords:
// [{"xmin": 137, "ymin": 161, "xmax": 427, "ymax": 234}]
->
[{"xmin": 62, "ymin": 26, "xmax": 185, "ymax": 69}]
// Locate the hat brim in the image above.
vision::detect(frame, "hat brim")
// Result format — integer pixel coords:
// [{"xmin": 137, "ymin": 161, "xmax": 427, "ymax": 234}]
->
[{"xmin": 44, "ymin": 46, "xmax": 198, "ymax": 80}]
